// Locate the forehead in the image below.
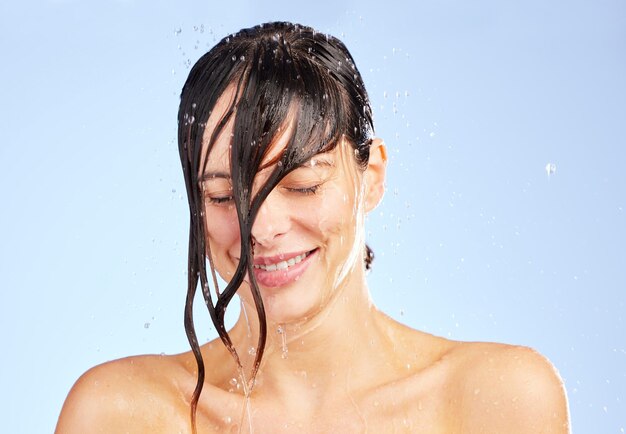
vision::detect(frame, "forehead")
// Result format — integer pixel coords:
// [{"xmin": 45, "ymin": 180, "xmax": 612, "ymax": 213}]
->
[
  {"xmin": 200, "ymin": 86, "xmax": 297, "ymax": 174},
  {"xmin": 200, "ymin": 86, "xmax": 236, "ymax": 170}
]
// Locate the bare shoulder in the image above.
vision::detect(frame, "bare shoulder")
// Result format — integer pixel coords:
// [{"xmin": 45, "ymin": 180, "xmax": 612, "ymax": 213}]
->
[
  {"xmin": 55, "ymin": 353, "xmax": 195, "ymax": 434},
  {"xmin": 445, "ymin": 342, "xmax": 570, "ymax": 433}
]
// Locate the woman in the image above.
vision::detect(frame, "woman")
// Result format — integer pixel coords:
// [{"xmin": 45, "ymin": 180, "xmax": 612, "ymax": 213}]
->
[{"xmin": 56, "ymin": 22, "xmax": 569, "ymax": 433}]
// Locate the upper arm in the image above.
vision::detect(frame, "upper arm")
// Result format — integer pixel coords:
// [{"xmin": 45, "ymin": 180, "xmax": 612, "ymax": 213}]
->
[{"xmin": 459, "ymin": 345, "xmax": 570, "ymax": 433}]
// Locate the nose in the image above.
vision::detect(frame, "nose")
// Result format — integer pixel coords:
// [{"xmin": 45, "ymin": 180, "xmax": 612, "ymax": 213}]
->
[{"xmin": 251, "ymin": 190, "xmax": 291, "ymax": 248}]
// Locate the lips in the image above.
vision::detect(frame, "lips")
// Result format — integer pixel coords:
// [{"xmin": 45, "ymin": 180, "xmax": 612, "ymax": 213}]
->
[{"xmin": 252, "ymin": 249, "xmax": 317, "ymax": 288}]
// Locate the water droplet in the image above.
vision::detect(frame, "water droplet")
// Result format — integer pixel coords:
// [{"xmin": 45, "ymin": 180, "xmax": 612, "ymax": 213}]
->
[
  {"xmin": 474, "ymin": 388, "xmax": 481, "ymax": 395},
  {"xmin": 174, "ymin": 27, "xmax": 182, "ymax": 36},
  {"xmin": 248, "ymin": 346, "xmax": 256, "ymax": 355},
  {"xmin": 545, "ymin": 162, "xmax": 556, "ymax": 176},
  {"xmin": 144, "ymin": 322, "xmax": 150, "ymax": 329},
  {"xmin": 277, "ymin": 325, "xmax": 288, "ymax": 358}
]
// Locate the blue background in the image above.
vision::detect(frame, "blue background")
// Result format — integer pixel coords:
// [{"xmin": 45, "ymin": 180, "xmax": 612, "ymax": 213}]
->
[{"xmin": 1, "ymin": 0, "xmax": 624, "ymax": 432}]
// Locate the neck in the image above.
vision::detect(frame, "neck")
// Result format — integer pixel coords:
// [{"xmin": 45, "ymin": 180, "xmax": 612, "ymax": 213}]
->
[{"xmin": 225, "ymin": 266, "xmax": 393, "ymax": 406}]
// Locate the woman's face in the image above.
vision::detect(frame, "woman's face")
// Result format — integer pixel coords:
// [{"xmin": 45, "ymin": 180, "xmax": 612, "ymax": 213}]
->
[{"xmin": 198, "ymin": 91, "xmax": 371, "ymax": 324}]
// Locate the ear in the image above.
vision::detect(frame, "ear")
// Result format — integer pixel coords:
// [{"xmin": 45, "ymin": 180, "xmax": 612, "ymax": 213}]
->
[{"xmin": 364, "ymin": 138, "xmax": 387, "ymax": 212}]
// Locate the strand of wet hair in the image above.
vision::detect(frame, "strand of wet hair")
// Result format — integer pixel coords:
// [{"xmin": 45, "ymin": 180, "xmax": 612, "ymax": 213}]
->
[{"xmin": 183, "ymin": 72, "xmax": 250, "ymax": 434}]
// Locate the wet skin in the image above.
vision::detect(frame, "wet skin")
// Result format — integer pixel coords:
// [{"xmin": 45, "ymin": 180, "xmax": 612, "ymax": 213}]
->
[
  {"xmin": 55, "ymin": 327, "xmax": 569, "ymax": 433},
  {"xmin": 56, "ymin": 90, "xmax": 569, "ymax": 433}
]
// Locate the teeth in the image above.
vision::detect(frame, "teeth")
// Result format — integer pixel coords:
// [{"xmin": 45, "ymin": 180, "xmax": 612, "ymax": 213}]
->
[{"xmin": 254, "ymin": 252, "xmax": 309, "ymax": 271}]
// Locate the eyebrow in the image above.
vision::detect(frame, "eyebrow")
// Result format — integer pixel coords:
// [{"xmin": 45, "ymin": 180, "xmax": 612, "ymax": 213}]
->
[
  {"xmin": 199, "ymin": 156, "xmax": 335, "ymax": 182},
  {"xmin": 200, "ymin": 172, "xmax": 230, "ymax": 182}
]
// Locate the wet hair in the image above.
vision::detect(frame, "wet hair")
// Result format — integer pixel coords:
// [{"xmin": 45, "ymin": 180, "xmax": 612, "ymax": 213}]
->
[{"xmin": 177, "ymin": 21, "xmax": 375, "ymax": 428}]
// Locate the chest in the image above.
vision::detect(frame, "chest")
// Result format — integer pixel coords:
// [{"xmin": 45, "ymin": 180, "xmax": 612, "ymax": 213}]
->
[{"xmin": 198, "ymin": 386, "xmax": 457, "ymax": 434}]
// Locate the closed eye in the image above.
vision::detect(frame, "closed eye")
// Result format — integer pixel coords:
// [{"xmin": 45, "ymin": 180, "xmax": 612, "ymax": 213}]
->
[
  {"xmin": 285, "ymin": 184, "xmax": 321, "ymax": 195},
  {"xmin": 208, "ymin": 195, "xmax": 234, "ymax": 204}
]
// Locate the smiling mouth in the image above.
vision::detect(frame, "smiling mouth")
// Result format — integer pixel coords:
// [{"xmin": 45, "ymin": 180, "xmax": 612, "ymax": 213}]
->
[
  {"xmin": 252, "ymin": 250, "xmax": 313, "ymax": 271},
  {"xmin": 251, "ymin": 249, "xmax": 318, "ymax": 288}
]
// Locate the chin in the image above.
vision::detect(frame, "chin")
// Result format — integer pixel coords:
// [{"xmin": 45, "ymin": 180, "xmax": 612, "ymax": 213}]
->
[{"xmin": 260, "ymin": 286, "xmax": 326, "ymax": 325}]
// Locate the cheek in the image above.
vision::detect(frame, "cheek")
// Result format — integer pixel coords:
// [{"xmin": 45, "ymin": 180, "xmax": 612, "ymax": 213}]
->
[
  {"xmin": 204, "ymin": 208, "xmax": 241, "ymax": 253},
  {"xmin": 298, "ymin": 189, "xmax": 358, "ymax": 239}
]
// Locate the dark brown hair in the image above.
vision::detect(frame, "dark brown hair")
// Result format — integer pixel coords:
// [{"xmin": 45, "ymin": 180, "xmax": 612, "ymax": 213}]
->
[{"xmin": 177, "ymin": 21, "xmax": 375, "ymax": 428}]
